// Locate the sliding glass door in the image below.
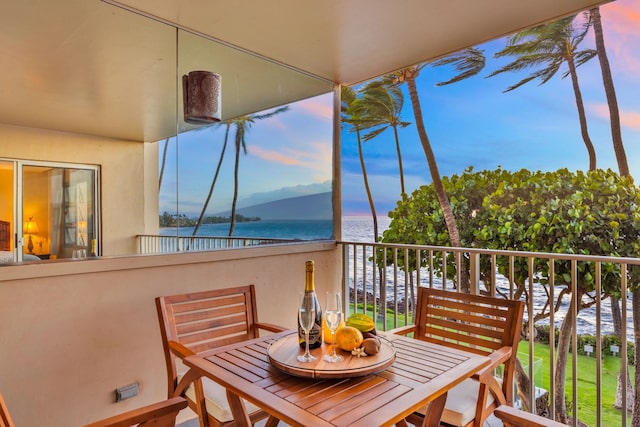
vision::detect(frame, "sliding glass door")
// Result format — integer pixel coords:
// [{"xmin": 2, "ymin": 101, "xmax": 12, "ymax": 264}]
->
[{"xmin": 0, "ymin": 159, "xmax": 99, "ymax": 263}]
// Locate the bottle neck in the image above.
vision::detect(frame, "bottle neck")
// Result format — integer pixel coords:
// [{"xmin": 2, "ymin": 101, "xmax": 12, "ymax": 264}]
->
[{"xmin": 305, "ymin": 261, "xmax": 315, "ymax": 292}]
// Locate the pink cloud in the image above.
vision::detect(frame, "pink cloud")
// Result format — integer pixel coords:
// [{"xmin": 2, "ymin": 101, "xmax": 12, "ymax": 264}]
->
[
  {"xmin": 250, "ymin": 141, "xmax": 332, "ymax": 172},
  {"xmin": 250, "ymin": 145, "xmax": 305, "ymax": 165},
  {"xmin": 598, "ymin": 0, "xmax": 640, "ymax": 75},
  {"xmin": 590, "ymin": 103, "xmax": 640, "ymax": 130},
  {"xmin": 298, "ymin": 97, "xmax": 334, "ymax": 120}
]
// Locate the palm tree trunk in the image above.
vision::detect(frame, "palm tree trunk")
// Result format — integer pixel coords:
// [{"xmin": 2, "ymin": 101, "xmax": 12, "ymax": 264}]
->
[
  {"xmin": 158, "ymin": 137, "xmax": 170, "ymax": 192},
  {"xmin": 192, "ymin": 125, "xmax": 230, "ymax": 237},
  {"xmin": 633, "ymin": 288, "xmax": 640, "ymax": 426},
  {"xmin": 610, "ymin": 296, "xmax": 634, "ymax": 409},
  {"xmin": 229, "ymin": 132, "xmax": 241, "ymax": 237},
  {"xmin": 356, "ymin": 128, "xmax": 379, "ymax": 241},
  {"xmin": 405, "ymin": 77, "xmax": 469, "ymax": 291},
  {"xmin": 566, "ymin": 52, "xmax": 596, "ymax": 171},
  {"xmin": 392, "ymin": 125, "xmax": 405, "ymax": 195},
  {"xmin": 554, "ymin": 294, "xmax": 576, "ymax": 424},
  {"xmin": 590, "ymin": 7, "xmax": 629, "ymax": 177}
]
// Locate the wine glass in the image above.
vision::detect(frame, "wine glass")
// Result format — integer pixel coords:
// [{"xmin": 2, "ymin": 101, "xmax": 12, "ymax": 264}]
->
[
  {"xmin": 324, "ymin": 291, "xmax": 344, "ymax": 362},
  {"xmin": 297, "ymin": 293, "xmax": 317, "ymax": 362}
]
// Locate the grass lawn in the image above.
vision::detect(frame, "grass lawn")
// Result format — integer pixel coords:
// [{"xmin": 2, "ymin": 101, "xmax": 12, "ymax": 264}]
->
[{"xmin": 518, "ymin": 340, "xmax": 633, "ymax": 426}]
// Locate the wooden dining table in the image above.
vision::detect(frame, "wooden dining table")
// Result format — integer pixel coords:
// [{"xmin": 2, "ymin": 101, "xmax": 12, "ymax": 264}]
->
[{"xmin": 175, "ymin": 330, "xmax": 491, "ymax": 427}]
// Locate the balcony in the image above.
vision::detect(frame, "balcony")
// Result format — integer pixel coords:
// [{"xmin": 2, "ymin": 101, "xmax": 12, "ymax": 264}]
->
[{"xmin": 131, "ymin": 236, "xmax": 636, "ymax": 426}]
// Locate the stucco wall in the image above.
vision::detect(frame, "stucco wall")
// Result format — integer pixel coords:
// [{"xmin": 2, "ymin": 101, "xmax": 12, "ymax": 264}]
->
[
  {"xmin": 0, "ymin": 123, "xmax": 159, "ymax": 256},
  {"xmin": 0, "ymin": 243, "xmax": 340, "ymax": 426}
]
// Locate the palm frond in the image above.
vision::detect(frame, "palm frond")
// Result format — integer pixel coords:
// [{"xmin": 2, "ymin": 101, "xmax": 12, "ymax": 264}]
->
[
  {"xmin": 574, "ymin": 49, "xmax": 597, "ymax": 68},
  {"xmin": 433, "ymin": 47, "xmax": 486, "ymax": 86},
  {"xmin": 362, "ymin": 126, "xmax": 388, "ymax": 142},
  {"xmin": 252, "ymin": 106, "xmax": 290, "ymax": 121}
]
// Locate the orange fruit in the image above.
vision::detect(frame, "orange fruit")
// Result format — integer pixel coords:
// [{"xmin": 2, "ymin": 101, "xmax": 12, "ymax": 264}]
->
[
  {"xmin": 323, "ymin": 317, "xmax": 345, "ymax": 344},
  {"xmin": 335, "ymin": 326, "xmax": 364, "ymax": 351}
]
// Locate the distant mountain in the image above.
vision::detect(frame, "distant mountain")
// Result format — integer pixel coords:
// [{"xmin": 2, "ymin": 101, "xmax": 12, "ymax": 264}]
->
[
  {"xmin": 215, "ymin": 192, "xmax": 332, "ymax": 220},
  {"xmin": 238, "ymin": 181, "xmax": 331, "ymax": 207}
]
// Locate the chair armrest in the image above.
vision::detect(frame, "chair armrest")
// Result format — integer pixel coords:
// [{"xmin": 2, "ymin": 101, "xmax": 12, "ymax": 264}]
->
[
  {"xmin": 494, "ymin": 405, "xmax": 567, "ymax": 427},
  {"xmin": 168, "ymin": 340, "xmax": 195, "ymax": 359},
  {"xmin": 387, "ymin": 325, "xmax": 417, "ymax": 335},
  {"xmin": 255, "ymin": 322, "xmax": 287, "ymax": 333},
  {"xmin": 474, "ymin": 346, "xmax": 512, "ymax": 380},
  {"xmin": 472, "ymin": 346, "xmax": 514, "ymax": 406},
  {"xmin": 83, "ymin": 397, "xmax": 188, "ymax": 427}
]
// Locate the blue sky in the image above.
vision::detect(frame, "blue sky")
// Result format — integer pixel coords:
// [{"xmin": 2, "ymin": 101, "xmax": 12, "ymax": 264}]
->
[{"xmin": 161, "ymin": 0, "xmax": 640, "ymax": 219}]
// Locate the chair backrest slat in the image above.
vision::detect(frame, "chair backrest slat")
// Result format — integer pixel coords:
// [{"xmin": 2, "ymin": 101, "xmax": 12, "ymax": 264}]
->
[
  {"xmin": 175, "ymin": 311, "xmax": 249, "ymax": 336},
  {"xmin": 426, "ymin": 310, "xmax": 506, "ymax": 340},
  {"xmin": 178, "ymin": 322, "xmax": 253, "ymax": 348},
  {"xmin": 171, "ymin": 293, "xmax": 248, "ymax": 313}
]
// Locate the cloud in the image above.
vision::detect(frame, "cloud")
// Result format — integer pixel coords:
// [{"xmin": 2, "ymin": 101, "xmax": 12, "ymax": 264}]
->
[
  {"xmin": 250, "ymin": 140, "xmax": 332, "ymax": 175},
  {"xmin": 590, "ymin": 103, "xmax": 640, "ymax": 130},
  {"xmin": 250, "ymin": 145, "xmax": 305, "ymax": 165},
  {"xmin": 599, "ymin": 0, "xmax": 640, "ymax": 75},
  {"xmin": 297, "ymin": 96, "xmax": 334, "ymax": 120}
]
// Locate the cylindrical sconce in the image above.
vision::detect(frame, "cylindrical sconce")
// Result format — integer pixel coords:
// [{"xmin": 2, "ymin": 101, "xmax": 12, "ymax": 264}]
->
[{"xmin": 182, "ymin": 71, "xmax": 222, "ymax": 124}]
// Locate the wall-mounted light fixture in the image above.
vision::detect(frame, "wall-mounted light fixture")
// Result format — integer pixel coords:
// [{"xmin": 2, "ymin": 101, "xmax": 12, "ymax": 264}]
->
[{"xmin": 182, "ymin": 71, "xmax": 222, "ymax": 124}]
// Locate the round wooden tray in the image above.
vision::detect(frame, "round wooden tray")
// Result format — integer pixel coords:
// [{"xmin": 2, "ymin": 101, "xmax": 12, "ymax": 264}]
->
[{"xmin": 267, "ymin": 332, "xmax": 396, "ymax": 379}]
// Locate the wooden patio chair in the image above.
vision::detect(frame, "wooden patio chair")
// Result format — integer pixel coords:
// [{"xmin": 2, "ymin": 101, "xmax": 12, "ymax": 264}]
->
[
  {"xmin": 156, "ymin": 285, "xmax": 286, "ymax": 427},
  {"xmin": 0, "ymin": 392, "xmax": 15, "ymax": 427},
  {"xmin": 389, "ymin": 287, "xmax": 525, "ymax": 427},
  {"xmin": 494, "ymin": 405, "xmax": 568, "ymax": 427},
  {"xmin": 83, "ymin": 397, "xmax": 188, "ymax": 427},
  {"xmin": 2, "ymin": 393, "xmax": 186, "ymax": 427}
]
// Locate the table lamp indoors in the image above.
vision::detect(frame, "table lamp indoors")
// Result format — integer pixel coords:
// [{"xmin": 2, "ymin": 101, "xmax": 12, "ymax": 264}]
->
[{"xmin": 24, "ymin": 216, "xmax": 39, "ymax": 254}]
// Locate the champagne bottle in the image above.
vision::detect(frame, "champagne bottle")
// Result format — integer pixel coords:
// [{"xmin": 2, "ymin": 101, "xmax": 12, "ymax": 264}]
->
[
  {"xmin": 298, "ymin": 260, "xmax": 323, "ymax": 348},
  {"xmin": 90, "ymin": 239, "xmax": 97, "ymax": 257}
]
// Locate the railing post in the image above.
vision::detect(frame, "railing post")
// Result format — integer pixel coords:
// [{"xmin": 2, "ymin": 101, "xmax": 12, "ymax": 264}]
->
[{"xmin": 469, "ymin": 252, "xmax": 480, "ymax": 295}]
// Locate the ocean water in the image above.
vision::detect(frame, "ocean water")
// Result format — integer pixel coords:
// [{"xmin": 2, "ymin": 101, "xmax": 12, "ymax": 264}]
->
[{"xmin": 161, "ymin": 219, "xmax": 333, "ymax": 240}]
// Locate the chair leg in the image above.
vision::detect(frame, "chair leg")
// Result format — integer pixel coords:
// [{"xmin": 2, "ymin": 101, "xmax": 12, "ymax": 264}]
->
[
  {"xmin": 264, "ymin": 415, "xmax": 280, "ymax": 427},
  {"xmin": 193, "ymin": 379, "xmax": 211, "ymax": 427},
  {"xmin": 423, "ymin": 393, "xmax": 448, "ymax": 427}
]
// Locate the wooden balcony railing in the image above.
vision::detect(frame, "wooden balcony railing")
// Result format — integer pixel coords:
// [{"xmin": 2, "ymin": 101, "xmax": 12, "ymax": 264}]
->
[{"xmin": 338, "ymin": 240, "xmax": 639, "ymax": 427}]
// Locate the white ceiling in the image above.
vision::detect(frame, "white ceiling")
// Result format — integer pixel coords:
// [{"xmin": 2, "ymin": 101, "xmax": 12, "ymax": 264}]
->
[
  {"xmin": 0, "ymin": 0, "xmax": 609, "ymax": 143},
  {"xmin": 108, "ymin": 0, "xmax": 610, "ymax": 85}
]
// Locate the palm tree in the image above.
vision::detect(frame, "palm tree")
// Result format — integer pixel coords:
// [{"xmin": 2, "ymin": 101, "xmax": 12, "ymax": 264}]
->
[
  {"xmin": 227, "ymin": 106, "xmax": 290, "ymax": 236},
  {"xmin": 158, "ymin": 137, "xmax": 170, "ymax": 192},
  {"xmin": 590, "ymin": 7, "xmax": 629, "ymax": 177},
  {"xmin": 488, "ymin": 15, "xmax": 598, "ymax": 170},
  {"xmin": 386, "ymin": 47, "xmax": 485, "ymax": 292},
  {"xmin": 590, "ymin": 6, "xmax": 634, "ymax": 412},
  {"xmin": 341, "ymin": 86, "xmax": 379, "ymax": 241},
  {"xmin": 357, "ymin": 82, "xmax": 411, "ymax": 195},
  {"xmin": 191, "ymin": 123, "xmax": 231, "ymax": 237}
]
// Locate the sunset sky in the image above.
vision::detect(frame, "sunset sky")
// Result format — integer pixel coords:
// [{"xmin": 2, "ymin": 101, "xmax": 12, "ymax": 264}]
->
[{"xmin": 161, "ymin": 0, "xmax": 639, "ymax": 219}]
